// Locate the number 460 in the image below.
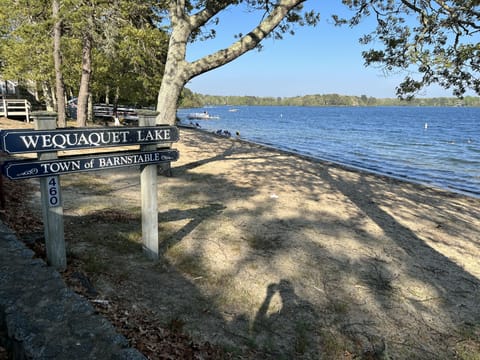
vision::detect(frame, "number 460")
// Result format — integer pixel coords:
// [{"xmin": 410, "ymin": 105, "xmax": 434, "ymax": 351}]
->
[{"xmin": 47, "ymin": 176, "xmax": 60, "ymax": 207}]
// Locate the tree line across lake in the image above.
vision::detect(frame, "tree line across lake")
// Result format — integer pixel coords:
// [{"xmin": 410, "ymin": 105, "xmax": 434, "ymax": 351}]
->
[{"xmin": 180, "ymin": 89, "xmax": 480, "ymax": 108}]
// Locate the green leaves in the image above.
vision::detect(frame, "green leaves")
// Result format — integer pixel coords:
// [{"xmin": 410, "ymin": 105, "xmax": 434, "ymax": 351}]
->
[
  {"xmin": 336, "ymin": 0, "xmax": 480, "ymax": 98},
  {"xmin": 0, "ymin": 0, "xmax": 168, "ymax": 107}
]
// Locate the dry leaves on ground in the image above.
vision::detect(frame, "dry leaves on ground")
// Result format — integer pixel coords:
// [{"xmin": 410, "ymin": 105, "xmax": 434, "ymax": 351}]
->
[{"xmin": 0, "ymin": 169, "xmax": 230, "ymax": 359}]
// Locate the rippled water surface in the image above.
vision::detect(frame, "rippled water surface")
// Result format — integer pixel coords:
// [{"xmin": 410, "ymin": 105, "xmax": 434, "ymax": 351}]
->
[{"xmin": 177, "ymin": 106, "xmax": 480, "ymax": 197}]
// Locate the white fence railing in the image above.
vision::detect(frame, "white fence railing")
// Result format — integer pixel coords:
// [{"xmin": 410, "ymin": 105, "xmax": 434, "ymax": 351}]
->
[{"xmin": 0, "ymin": 98, "xmax": 31, "ymax": 122}]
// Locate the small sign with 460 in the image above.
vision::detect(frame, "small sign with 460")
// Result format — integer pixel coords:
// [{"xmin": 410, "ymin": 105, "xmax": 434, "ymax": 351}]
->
[{"xmin": 46, "ymin": 176, "xmax": 61, "ymax": 207}]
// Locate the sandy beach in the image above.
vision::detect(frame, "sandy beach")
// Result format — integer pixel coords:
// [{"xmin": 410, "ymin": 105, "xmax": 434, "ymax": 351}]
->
[{"xmin": 2, "ymin": 118, "xmax": 480, "ymax": 358}]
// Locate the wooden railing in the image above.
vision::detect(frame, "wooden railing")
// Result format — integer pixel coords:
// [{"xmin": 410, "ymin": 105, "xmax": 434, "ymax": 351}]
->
[{"xmin": 0, "ymin": 98, "xmax": 31, "ymax": 122}]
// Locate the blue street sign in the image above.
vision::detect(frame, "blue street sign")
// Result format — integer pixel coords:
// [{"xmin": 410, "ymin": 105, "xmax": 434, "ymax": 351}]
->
[
  {"xmin": 0, "ymin": 126, "xmax": 179, "ymax": 154},
  {"xmin": 1, "ymin": 149, "xmax": 179, "ymax": 180}
]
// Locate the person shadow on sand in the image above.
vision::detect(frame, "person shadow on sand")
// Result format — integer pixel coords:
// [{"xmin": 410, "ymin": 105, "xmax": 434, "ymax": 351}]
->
[{"xmin": 251, "ymin": 279, "xmax": 318, "ymax": 357}]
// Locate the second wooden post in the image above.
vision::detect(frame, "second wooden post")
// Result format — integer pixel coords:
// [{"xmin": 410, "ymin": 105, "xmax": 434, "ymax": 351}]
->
[{"xmin": 138, "ymin": 110, "xmax": 159, "ymax": 260}]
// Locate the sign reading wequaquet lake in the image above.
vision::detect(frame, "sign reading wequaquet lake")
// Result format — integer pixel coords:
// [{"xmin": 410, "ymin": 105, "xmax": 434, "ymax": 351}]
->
[
  {"xmin": 1, "ymin": 112, "xmax": 180, "ymax": 268},
  {"xmin": 0, "ymin": 126, "xmax": 179, "ymax": 154},
  {"xmin": 2, "ymin": 149, "xmax": 179, "ymax": 179}
]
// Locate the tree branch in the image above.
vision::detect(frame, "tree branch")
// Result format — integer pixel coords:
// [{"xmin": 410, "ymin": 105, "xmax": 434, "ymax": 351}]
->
[
  {"xmin": 189, "ymin": 1, "xmax": 233, "ymax": 30},
  {"xmin": 187, "ymin": 0, "xmax": 305, "ymax": 78}
]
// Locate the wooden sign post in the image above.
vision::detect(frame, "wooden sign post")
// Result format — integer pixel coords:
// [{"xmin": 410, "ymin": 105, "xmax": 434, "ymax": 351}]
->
[
  {"xmin": 33, "ymin": 111, "xmax": 66, "ymax": 270},
  {"xmin": 1, "ymin": 113, "xmax": 179, "ymax": 268},
  {"xmin": 138, "ymin": 110, "xmax": 159, "ymax": 260}
]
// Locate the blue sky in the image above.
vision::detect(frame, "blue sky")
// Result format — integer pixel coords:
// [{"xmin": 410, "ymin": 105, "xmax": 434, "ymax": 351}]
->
[{"xmin": 185, "ymin": 2, "xmax": 467, "ymax": 99}]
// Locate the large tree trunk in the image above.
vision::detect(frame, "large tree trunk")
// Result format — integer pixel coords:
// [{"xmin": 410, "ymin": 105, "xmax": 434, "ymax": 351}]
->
[
  {"xmin": 52, "ymin": 0, "xmax": 66, "ymax": 127},
  {"xmin": 77, "ymin": 34, "xmax": 93, "ymax": 127},
  {"xmin": 156, "ymin": 0, "xmax": 304, "ymax": 126},
  {"xmin": 155, "ymin": 62, "xmax": 187, "ymax": 125},
  {"xmin": 155, "ymin": 15, "xmax": 190, "ymax": 126}
]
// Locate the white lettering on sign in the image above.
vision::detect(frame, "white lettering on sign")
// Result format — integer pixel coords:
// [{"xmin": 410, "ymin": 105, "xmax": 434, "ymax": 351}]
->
[
  {"xmin": 19, "ymin": 131, "xmax": 130, "ymax": 150},
  {"xmin": 40, "ymin": 160, "xmax": 81, "ymax": 174},
  {"xmin": 47, "ymin": 176, "xmax": 61, "ymax": 207},
  {"xmin": 98, "ymin": 153, "xmax": 162, "ymax": 168},
  {"xmin": 136, "ymin": 129, "xmax": 171, "ymax": 142}
]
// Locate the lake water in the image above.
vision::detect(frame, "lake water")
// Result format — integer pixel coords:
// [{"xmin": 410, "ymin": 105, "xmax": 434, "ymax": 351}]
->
[{"xmin": 177, "ymin": 106, "xmax": 480, "ymax": 198}]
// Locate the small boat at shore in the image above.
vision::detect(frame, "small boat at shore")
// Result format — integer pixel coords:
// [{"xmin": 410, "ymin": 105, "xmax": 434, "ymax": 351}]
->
[{"xmin": 187, "ymin": 112, "xmax": 220, "ymax": 120}]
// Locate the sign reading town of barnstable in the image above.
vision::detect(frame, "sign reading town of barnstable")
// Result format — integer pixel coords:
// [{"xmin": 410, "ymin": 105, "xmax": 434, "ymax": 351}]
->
[
  {"xmin": 0, "ymin": 126, "xmax": 179, "ymax": 154},
  {"xmin": 2, "ymin": 149, "xmax": 179, "ymax": 180}
]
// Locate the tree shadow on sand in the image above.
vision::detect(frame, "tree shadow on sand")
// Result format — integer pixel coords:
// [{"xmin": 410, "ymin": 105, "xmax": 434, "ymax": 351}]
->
[
  {"xmin": 157, "ymin": 203, "xmax": 226, "ymax": 256},
  {"xmin": 322, "ymin": 168, "xmax": 480, "ymax": 324},
  {"xmin": 54, "ymin": 129, "xmax": 480, "ymax": 359},
  {"xmin": 171, "ymin": 130, "xmax": 480, "ymax": 357}
]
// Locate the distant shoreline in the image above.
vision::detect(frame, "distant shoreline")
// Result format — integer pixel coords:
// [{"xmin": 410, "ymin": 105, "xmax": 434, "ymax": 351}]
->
[{"xmin": 180, "ymin": 91, "xmax": 480, "ymax": 108}]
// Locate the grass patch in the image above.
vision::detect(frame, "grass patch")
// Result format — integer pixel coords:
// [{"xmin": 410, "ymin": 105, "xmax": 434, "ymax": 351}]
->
[
  {"xmin": 455, "ymin": 341, "xmax": 480, "ymax": 360},
  {"xmin": 243, "ymin": 232, "xmax": 283, "ymax": 251},
  {"xmin": 294, "ymin": 320, "xmax": 312, "ymax": 355},
  {"xmin": 158, "ymin": 223, "xmax": 180, "ymax": 243},
  {"xmin": 455, "ymin": 324, "xmax": 480, "ymax": 360},
  {"xmin": 327, "ymin": 299, "xmax": 350, "ymax": 315},
  {"xmin": 63, "ymin": 174, "xmax": 113, "ymax": 194},
  {"xmin": 166, "ymin": 243, "xmax": 208, "ymax": 278},
  {"xmin": 319, "ymin": 330, "xmax": 349, "ymax": 359},
  {"xmin": 109, "ymin": 231, "xmax": 142, "ymax": 254},
  {"xmin": 455, "ymin": 340, "xmax": 480, "ymax": 360},
  {"xmin": 82, "ymin": 251, "xmax": 109, "ymax": 274},
  {"xmin": 220, "ymin": 286, "xmax": 257, "ymax": 311}
]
